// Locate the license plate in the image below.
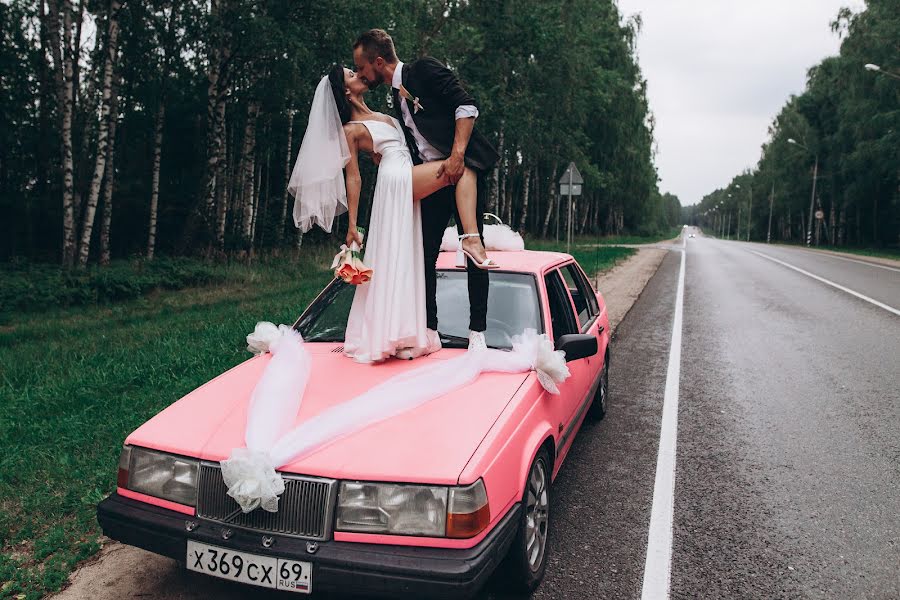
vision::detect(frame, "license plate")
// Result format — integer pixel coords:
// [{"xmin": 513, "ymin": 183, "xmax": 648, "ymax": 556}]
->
[{"xmin": 187, "ymin": 540, "xmax": 312, "ymax": 594}]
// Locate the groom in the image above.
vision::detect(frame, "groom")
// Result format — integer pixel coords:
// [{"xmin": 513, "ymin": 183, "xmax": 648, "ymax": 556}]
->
[{"xmin": 352, "ymin": 29, "xmax": 500, "ymax": 355}]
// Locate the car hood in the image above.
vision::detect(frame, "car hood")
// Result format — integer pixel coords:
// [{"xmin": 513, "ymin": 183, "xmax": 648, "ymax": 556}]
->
[{"xmin": 125, "ymin": 345, "xmax": 530, "ymax": 485}]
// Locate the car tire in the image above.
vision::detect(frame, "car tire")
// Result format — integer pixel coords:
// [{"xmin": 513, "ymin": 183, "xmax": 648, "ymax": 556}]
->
[
  {"xmin": 499, "ymin": 447, "xmax": 551, "ymax": 594},
  {"xmin": 588, "ymin": 352, "xmax": 609, "ymax": 420}
]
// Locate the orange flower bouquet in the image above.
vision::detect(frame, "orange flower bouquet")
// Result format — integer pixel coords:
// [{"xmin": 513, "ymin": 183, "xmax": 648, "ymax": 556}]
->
[{"xmin": 331, "ymin": 230, "xmax": 373, "ymax": 285}]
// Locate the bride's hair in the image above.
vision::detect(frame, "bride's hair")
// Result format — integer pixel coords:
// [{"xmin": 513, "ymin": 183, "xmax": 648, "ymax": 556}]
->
[{"xmin": 327, "ymin": 64, "xmax": 352, "ymax": 125}]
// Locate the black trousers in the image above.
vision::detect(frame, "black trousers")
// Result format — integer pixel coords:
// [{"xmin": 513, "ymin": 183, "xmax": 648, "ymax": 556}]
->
[{"xmin": 420, "ymin": 177, "xmax": 489, "ymax": 332}]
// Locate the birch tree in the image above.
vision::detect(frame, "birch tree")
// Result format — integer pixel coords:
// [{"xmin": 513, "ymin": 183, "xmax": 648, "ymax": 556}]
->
[{"xmin": 76, "ymin": 0, "xmax": 121, "ymax": 266}]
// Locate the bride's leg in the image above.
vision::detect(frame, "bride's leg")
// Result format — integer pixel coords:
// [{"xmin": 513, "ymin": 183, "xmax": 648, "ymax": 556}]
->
[
  {"xmin": 411, "ymin": 163, "xmax": 493, "ymax": 265},
  {"xmin": 411, "ymin": 162, "xmax": 451, "ymax": 201},
  {"xmin": 455, "ymin": 168, "xmax": 493, "ymax": 266}
]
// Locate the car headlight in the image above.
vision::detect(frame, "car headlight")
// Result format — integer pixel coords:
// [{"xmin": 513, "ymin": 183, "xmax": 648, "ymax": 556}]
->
[
  {"xmin": 335, "ymin": 480, "xmax": 490, "ymax": 538},
  {"xmin": 119, "ymin": 445, "xmax": 199, "ymax": 507}
]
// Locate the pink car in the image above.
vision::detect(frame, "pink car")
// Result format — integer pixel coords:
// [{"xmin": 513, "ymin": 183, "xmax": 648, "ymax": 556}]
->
[{"xmin": 97, "ymin": 250, "xmax": 611, "ymax": 598}]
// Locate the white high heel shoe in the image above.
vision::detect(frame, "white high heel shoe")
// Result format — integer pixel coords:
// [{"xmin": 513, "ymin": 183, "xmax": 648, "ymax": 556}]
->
[{"xmin": 456, "ymin": 233, "xmax": 500, "ymax": 270}]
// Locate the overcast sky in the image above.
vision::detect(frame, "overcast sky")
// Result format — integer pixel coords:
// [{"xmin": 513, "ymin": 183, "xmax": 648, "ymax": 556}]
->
[{"xmin": 616, "ymin": 0, "xmax": 866, "ymax": 205}]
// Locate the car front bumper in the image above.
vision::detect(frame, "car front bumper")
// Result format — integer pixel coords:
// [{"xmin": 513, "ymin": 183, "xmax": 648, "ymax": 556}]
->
[{"xmin": 97, "ymin": 493, "xmax": 519, "ymax": 599}]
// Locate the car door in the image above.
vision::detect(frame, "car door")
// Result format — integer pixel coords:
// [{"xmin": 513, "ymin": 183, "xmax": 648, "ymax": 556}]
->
[
  {"xmin": 559, "ymin": 262, "xmax": 604, "ymax": 388},
  {"xmin": 543, "ymin": 269, "xmax": 586, "ymax": 440}
]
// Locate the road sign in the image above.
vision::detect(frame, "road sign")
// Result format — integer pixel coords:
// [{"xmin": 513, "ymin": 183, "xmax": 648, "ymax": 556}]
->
[
  {"xmin": 815, "ymin": 210, "xmax": 824, "ymax": 220},
  {"xmin": 559, "ymin": 162, "xmax": 584, "ymax": 254},
  {"xmin": 559, "ymin": 162, "xmax": 584, "ymax": 185},
  {"xmin": 559, "ymin": 183, "xmax": 582, "ymax": 196}
]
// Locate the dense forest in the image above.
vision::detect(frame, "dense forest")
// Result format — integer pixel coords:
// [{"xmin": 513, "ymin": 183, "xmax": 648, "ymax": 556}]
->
[
  {"xmin": 0, "ymin": 0, "xmax": 682, "ymax": 267},
  {"xmin": 688, "ymin": 0, "xmax": 898, "ymax": 249}
]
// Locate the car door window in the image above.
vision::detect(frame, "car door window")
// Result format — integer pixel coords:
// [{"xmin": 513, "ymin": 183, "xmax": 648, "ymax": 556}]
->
[
  {"xmin": 562, "ymin": 263, "xmax": 599, "ymax": 329},
  {"xmin": 545, "ymin": 270, "xmax": 578, "ymax": 343}
]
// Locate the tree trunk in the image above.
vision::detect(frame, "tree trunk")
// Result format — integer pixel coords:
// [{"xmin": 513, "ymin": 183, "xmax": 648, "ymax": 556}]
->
[
  {"xmin": 76, "ymin": 0, "xmax": 121, "ymax": 266},
  {"xmin": 504, "ymin": 156, "xmax": 515, "ymax": 225},
  {"xmin": 489, "ymin": 127, "xmax": 504, "ymax": 214},
  {"xmin": 72, "ymin": 19, "xmax": 104, "ymax": 223},
  {"xmin": 829, "ymin": 203, "xmax": 836, "ymax": 247},
  {"xmin": 838, "ymin": 207, "xmax": 846, "ymax": 246},
  {"xmin": 179, "ymin": 0, "xmax": 232, "ymax": 252},
  {"xmin": 70, "ymin": 0, "xmax": 84, "ymax": 113},
  {"xmin": 99, "ymin": 69, "xmax": 121, "ymax": 266},
  {"xmin": 579, "ymin": 195, "xmax": 591, "ymax": 235},
  {"xmin": 871, "ymin": 194, "xmax": 878, "ymax": 246},
  {"xmin": 46, "ymin": 0, "xmax": 77, "ymax": 266},
  {"xmin": 216, "ymin": 118, "xmax": 230, "ymax": 253},
  {"xmin": 250, "ymin": 155, "xmax": 263, "ymax": 247},
  {"xmin": 517, "ymin": 165, "xmax": 531, "ymax": 231},
  {"xmin": 257, "ymin": 146, "xmax": 272, "ymax": 248},
  {"xmin": 541, "ymin": 162, "xmax": 558, "ymax": 238},
  {"xmin": 147, "ymin": 101, "xmax": 166, "ymax": 260},
  {"xmin": 240, "ymin": 100, "xmax": 261, "ymax": 248},
  {"xmin": 278, "ymin": 110, "xmax": 295, "ymax": 245}
]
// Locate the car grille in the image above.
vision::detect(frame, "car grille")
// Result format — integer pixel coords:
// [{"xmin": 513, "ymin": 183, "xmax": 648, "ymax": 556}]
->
[{"xmin": 196, "ymin": 463, "xmax": 337, "ymax": 540}]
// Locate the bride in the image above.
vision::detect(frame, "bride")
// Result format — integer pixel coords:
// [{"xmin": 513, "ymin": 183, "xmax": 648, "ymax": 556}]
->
[{"xmin": 288, "ymin": 65, "xmax": 497, "ymax": 364}]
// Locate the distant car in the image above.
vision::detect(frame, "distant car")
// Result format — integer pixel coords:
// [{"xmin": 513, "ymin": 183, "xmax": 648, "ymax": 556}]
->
[
  {"xmin": 689, "ymin": 233, "xmax": 695, "ymax": 238},
  {"xmin": 97, "ymin": 250, "xmax": 612, "ymax": 599}
]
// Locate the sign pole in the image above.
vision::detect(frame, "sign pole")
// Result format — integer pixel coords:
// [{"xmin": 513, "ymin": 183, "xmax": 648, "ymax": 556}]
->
[{"xmin": 567, "ymin": 168, "xmax": 573, "ymax": 254}]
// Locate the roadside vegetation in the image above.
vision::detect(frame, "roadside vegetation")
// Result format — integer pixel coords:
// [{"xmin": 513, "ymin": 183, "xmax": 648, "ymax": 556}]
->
[{"xmin": 690, "ymin": 1, "xmax": 898, "ymax": 252}]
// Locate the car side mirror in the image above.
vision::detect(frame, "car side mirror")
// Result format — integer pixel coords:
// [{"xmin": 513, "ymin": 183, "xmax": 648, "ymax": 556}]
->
[{"xmin": 555, "ymin": 334, "xmax": 598, "ymax": 362}]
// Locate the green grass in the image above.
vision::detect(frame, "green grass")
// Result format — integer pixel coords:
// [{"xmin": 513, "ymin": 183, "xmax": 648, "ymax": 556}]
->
[
  {"xmin": 0, "ymin": 256, "xmax": 229, "ymax": 324},
  {"xmin": 0, "ymin": 248, "xmax": 335, "ymax": 600},
  {"xmin": 591, "ymin": 228, "xmax": 682, "ymax": 245},
  {"xmin": 526, "ymin": 238, "xmax": 637, "ymax": 275}
]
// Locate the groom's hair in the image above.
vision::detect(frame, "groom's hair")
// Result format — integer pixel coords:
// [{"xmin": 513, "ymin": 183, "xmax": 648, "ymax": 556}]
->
[{"xmin": 353, "ymin": 29, "xmax": 398, "ymax": 64}]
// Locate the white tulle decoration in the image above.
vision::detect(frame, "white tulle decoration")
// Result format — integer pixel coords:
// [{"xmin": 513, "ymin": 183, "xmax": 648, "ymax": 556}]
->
[
  {"xmin": 221, "ymin": 322, "xmax": 311, "ymax": 513},
  {"xmin": 510, "ymin": 329, "xmax": 570, "ymax": 395},
  {"xmin": 246, "ymin": 321, "xmax": 282, "ymax": 355},
  {"xmin": 222, "ymin": 325, "xmax": 571, "ymax": 513},
  {"xmin": 440, "ymin": 224, "xmax": 525, "ymax": 252},
  {"xmin": 220, "ymin": 448, "xmax": 285, "ymax": 513}
]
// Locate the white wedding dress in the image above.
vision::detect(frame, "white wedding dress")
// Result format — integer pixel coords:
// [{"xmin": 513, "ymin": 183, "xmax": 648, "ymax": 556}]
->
[{"xmin": 343, "ymin": 117, "xmax": 429, "ymax": 363}]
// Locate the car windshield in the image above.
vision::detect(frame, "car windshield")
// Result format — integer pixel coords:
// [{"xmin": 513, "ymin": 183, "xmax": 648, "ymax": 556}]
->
[{"xmin": 295, "ymin": 271, "xmax": 543, "ymax": 349}]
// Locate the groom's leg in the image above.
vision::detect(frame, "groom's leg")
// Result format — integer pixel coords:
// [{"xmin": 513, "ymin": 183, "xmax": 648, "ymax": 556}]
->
[
  {"xmin": 454, "ymin": 174, "xmax": 489, "ymax": 333},
  {"xmin": 421, "ymin": 187, "xmax": 455, "ymax": 331}
]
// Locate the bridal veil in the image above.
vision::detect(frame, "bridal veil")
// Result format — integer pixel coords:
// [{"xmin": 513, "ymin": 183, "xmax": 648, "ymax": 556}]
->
[{"xmin": 288, "ymin": 75, "xmax": 350, "ymax": 233}]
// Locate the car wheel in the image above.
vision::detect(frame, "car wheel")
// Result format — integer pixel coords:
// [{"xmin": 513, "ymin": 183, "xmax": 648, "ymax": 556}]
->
[
  {"xmin": 588, "ymin": 352, "xmax": 609, "ymax": 420},
  {"xmin": 500, "ymin": 447, "xmax": 551, "ymax": 594}
]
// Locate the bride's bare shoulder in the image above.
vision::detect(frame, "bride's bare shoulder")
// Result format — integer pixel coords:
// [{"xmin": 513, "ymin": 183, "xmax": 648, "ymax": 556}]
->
[
  {"xmin": 342, "ymin": 122, "xmax": 367, "ymax": 140},
  {"xmin": 372, "ymin": 112, "xmax": 397, "ymax": 126}
]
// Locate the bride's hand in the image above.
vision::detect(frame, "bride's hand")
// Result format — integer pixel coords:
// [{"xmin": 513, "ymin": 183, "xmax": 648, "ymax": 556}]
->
[{"xmin": 346, "ymin": 228, "xmax": 364, "ymax": 248}]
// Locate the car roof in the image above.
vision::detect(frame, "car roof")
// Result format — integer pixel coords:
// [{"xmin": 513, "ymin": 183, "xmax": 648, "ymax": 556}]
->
[{"xmin": 435, "ymin": 249, "xmax": 573, "ymax": 274}]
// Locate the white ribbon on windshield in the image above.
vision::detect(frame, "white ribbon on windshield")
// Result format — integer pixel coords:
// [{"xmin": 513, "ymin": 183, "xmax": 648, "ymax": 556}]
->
[{"xmin": 220, "ymin": 323, "xmax": 570, "ymax": 514}]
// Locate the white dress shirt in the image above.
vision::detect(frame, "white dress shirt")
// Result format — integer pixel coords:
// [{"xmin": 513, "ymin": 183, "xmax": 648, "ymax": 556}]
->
[{"xmin": 391, "ymin": 61, "xmax": 478, "ymax": 163}]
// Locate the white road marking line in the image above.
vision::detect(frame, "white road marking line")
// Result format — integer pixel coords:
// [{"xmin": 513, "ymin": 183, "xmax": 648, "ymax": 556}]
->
[
  {"xmin": 792, "ymin": 249, "xmax": 900, "ymax": 273},
  {"xmin": 641, "ymin": 243, "xmax": 686, "ymax": 600},
  {"xmin": 750, "ymin": 250, "xmax": 900, "ymax": 317}
]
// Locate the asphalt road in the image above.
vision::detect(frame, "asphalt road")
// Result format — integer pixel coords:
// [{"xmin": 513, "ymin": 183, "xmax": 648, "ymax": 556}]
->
[
  {"xmin": 494, "ymin": 233, "xmax": 899, "ymax": 599},
  {"xmin": 58, "ymin": 233, "xmax": 899, "ymax": 599}
]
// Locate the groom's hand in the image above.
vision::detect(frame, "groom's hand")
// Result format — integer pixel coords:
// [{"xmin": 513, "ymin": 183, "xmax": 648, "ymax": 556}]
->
[{"xmin": 436, "ymin": 152, "xmax": 465, "ymax": 184}]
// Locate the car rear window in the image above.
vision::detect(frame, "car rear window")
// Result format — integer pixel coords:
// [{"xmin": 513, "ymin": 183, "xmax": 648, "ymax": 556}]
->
[{"xmin": 295, "ymin": 271, "xmax": 543, "ymax": 350}]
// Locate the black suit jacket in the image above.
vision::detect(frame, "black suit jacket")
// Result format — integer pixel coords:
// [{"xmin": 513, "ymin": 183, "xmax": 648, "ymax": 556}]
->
[{"xmin": 393, "ymin": 57, "xmax": 500, "ymax": 173}]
